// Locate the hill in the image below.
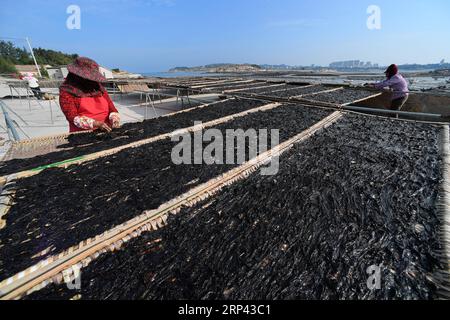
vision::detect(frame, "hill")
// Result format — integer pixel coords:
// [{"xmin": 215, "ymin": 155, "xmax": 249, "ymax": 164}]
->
[{"xmin": 169, "ymin": 63, "xmax": 262, "ymax": 73}]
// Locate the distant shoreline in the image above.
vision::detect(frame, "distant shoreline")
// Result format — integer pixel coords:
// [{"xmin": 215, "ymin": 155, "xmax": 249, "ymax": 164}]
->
[{"xmin": 143, "ymin": 71, "xmax": 223, "ymax": 78}]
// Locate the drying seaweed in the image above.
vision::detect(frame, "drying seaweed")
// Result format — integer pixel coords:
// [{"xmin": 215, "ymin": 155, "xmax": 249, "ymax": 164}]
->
[
  {"xmin": 304, "ymin": 89, "xmax": 378, "ymax": 105},
  {"xmin": 0, "ymin": 104, "xmax": 330, "ymax": 279},
  {"xmin": 0, "ymin": 98, "xmax": 268, "ymax": 176},
  {"xmin": 238, "ymin": 84, "xmax": 296, "ymax": 95},
  {"xmin": 203, "ymin": 81, "xmax": 265, "ymax": 90},
  {"xmin": 26, "ymin": 114, "xmax": 443, "ymax": 300},
  {"xmin": 198, "ymin": 81, "xmax": 250, "ymax": 88},
  {"xmin": 205, "ymin": 82, "xmax": 273, "ymax": 92},
  {"xmin": 264, "ymin": 85, "xmax": 331, "ymax": 98}
]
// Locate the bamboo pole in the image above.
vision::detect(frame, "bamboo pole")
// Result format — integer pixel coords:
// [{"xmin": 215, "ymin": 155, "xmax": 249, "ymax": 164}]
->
[
  {"xmin": 25, "ymin": 37, "xmax": 42, "ymax": 78},
  {"xmin": 434, "ymin": 125, "xmax": 450, "ymax": 299}
]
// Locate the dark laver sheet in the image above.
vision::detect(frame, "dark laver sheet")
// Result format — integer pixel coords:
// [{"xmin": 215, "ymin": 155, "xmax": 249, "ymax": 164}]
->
[
  {"xmin": 0, "ymin": 104, "xmax": 331, "ymax": 280},
  {"xmin": 238, "ymin": 84, "xmax": 297, "ymax": 95},
  {"xmin": 202, "ymin": 82, "xmax": 268, "ymax": 92},
  {"xmin": 26, "ymin": 114, "xmax": 443, "ymax": 300},
  {"xmin": 304, "ymin": 89, "xmax": 379, "ymax": 105},
  {"xmin": 265, "ymin": 85, "xmax": 330, "ymax": 98},
  {"xmin": 0, "ymin": 98, "xmax": 268, "ymax": 176}
]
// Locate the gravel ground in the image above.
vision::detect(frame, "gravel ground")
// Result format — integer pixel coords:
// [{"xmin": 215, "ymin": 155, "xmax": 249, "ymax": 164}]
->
[
  {"xmin": 0, "ymin": 98, "xmax": 268, "ymax": 176},
  {"xmin": 26, "ymin": 114, "xmax": 443, "ymax": 300},
  {"xmin": 0, "ymin": 104, "xmax": 330, "ymax": 280}
]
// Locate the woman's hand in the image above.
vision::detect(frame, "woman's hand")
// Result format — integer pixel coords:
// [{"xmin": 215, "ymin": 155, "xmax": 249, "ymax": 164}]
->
[
  {"xmin": 111, "ymin": 118, "xmax": 120, "ymax": 129},
  {"xmin": 110, "ymin": 113, "xmax": 121, "ymax": 129},
  {"xmin": 93, "ymin": 120, "xmax": 112, "ymax": 132}
]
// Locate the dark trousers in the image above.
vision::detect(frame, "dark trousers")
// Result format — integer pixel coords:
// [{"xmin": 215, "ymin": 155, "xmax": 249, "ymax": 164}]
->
[
  {"xmin": 30, "ymin": 87, "xmax": 42, "ymax": 100},
  {"xmin": 390, "ymin": 95, "xmax": 408, "ymax": 111}
]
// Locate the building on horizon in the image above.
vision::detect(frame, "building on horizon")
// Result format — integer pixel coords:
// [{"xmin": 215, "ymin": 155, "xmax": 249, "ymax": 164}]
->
[{"xmin": 329, "ymin": 60, "xmax": 380, "ymax": 70}]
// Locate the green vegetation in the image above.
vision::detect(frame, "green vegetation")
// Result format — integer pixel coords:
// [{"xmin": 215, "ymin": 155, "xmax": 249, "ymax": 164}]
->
[
  {"xmin": 0, "ymin": 41, "xmax": 78, "ymax": 75},
  {"xmin": 39, "ymin": 66, "xmax": 49, "ymax": 78},
  {"xmin": 33, "ymin": 48, "xmax": 78, "ymax": 66},
  {"xmin": 0, "ymin": 57, "xmax": 17, "ymax": 74},
  {"xmin": 0, "ymin": 41, "xmax": 33, "ymax": 65}
]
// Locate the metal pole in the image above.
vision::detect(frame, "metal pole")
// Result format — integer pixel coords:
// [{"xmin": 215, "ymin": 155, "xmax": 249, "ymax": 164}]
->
[
  {"xmin": 12, "ymin": 86, "xmax": 22, "ymax": 105},
  {"xmin": 26, "ymin": 37, "xmax": 42, "ymax": 78},
  {"xmin": 27, "ymin": 88, "xmax": 31, "ymax": 111},
  {"xmin": 49, "ymin": 100, "xmax": 54, "ymax": 124},
  {"xmin": 344, "ymin": 105, "xmax": 445, "ymax": 122},
  {"xmin": 0, "ymin": 101, "xmax": 20, "ymax": 141},
  {"xmin": 145, "ymin": 94, "xmax": 148, "ymax": 120},
  {"xmin": 5, "ymin": 103, "xmax": 29, "ymax": 126},
  {"xmin": 187, "ymin": 90, "xmax": 192, "ymax": 107},
  {"xmin": 151, "ymin": 99, "xmax": 157, "ymax": 117}
]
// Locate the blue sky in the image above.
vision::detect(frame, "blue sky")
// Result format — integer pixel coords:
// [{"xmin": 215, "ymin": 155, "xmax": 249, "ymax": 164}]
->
[{"xmin": 1, "ymin": 0, "xmax": 449, "ymax": 72}]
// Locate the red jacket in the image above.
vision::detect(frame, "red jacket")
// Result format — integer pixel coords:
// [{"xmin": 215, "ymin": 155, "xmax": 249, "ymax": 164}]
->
[{"xmin": 60, "ymin": 90, "xmax": 119, "ymax": 132}]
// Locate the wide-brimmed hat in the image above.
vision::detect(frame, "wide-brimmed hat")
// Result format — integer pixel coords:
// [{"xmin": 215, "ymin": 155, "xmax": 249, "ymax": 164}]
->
[
  {"xmin": 67, "ymin": 57, "xmax": 106, "ymax": 82},
  {"xmin": 384, "ymin": 64, "xmax": 398, "ymax": 75}
]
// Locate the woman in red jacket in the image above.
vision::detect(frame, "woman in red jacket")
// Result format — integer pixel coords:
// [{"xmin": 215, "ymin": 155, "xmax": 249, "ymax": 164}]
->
[{"xmin": 60, "ymin": 57, "xmax": 120, "ymax": 133}]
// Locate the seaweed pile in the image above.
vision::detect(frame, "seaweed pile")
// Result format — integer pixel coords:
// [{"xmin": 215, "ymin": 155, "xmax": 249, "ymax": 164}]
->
[
  {"xmin": 0, "ymin": 104, "xmax": 330, "ymax": 279},
  {"xmin": 66, "ymin": 99, "xmax": 264, "ymax": 146},
  {"xmin": 0, "ymin": 98, "xmax": 268, "ymax": 176},
  {"xmin": 304, "ymin": 89, "xmax": 377, "ymax": 105},
  {"xmin": 27, "ymin": 114, "xmax": 443, "ymax": 300},
  {"xmin": 205, "ymin": 82, "xmax": 270, "ymax": 92},
  {"xmin": 265, "ymin": 85, "xmax": 330, "ymax": 98},
  {"xmin": 239, "ymin": 84, "xmax": 294, "ymax": 95},
  {"xmin": 203, "ymin": 81, "xmax": 264, "ymax": 90},
  {"xmin": 199, "ymin": 81, "xmax": 249, "ymax": 87}
]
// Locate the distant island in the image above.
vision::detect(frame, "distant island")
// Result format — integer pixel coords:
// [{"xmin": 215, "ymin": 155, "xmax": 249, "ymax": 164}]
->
[
  {"xmin": 169, "ymin": 63, "xmax": 262, "ymax": 73},
  {"xmin": 170, "ymin": 61, "xmax": 450, "ymax": 74}
]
